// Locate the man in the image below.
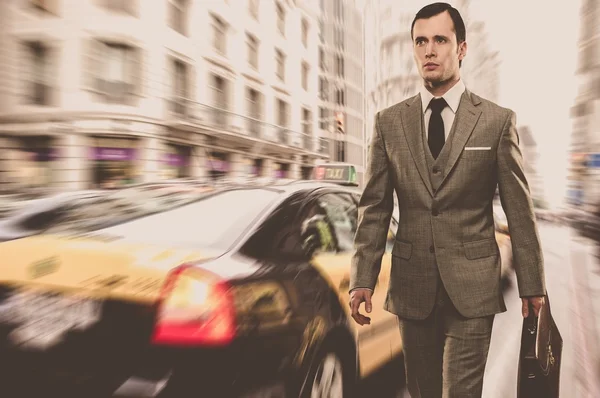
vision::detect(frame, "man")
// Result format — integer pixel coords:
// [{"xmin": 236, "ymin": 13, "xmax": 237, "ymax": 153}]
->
[{"xmin": 349, "ymin": 3, "xmax": 546, "ymax": 397}]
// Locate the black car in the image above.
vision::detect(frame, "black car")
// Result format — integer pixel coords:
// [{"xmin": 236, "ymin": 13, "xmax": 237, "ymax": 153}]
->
[{"xmin": 0, "ymin": 181, "xmax": 402, "ymax": 398}]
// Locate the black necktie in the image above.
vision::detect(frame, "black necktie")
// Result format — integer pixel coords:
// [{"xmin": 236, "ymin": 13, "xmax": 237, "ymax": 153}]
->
[{"xmin": 428, "ymin": 98, "xmax": 447, "ymax": 159}]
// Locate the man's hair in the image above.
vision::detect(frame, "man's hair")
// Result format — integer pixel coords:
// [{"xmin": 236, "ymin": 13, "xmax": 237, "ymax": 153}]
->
[{"xmin": 411, "ymin": 2, "xmax": 466, "ymax": 44}]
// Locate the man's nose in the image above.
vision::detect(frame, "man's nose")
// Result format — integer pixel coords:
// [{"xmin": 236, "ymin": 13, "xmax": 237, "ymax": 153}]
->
[{"xmin": 425, "ymin": 42, "xmax": 436, "ymax": 57}]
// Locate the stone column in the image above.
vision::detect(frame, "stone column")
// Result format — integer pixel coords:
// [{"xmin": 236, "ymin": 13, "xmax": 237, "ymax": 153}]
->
[
  {"xmin": 229, "ymin": 153, "xmax": 252, "ymax": 178},
  {"xmin": 289, "ymin": 154, "xmax": 301, "ymax": 179},
  {"xmin": 54, "ymin": 133, "xmax": 89, "ymax": 191},
  {"xmin": 139, "ymin": 135, "xmax": 165, "ymax": 183},
  {"xmin": 190, "ymin": 137, "xmax": 208, "ymax": 180}
]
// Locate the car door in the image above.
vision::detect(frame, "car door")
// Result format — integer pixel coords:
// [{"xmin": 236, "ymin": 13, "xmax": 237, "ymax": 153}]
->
[{"xmin": 306, "ymin": 191, "xmax": 395, "ymax": 376}]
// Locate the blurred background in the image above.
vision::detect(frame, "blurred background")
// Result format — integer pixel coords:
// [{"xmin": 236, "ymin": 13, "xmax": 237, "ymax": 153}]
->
[{"xmin": 0, "ymin": 0, "xmax": 599, "ymax": 397}]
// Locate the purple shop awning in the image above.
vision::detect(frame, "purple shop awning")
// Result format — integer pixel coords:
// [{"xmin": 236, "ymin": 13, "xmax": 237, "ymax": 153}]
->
[
  {"xmin": 164, "ymin": 153, "xmax": 190, "ymax": 167},
  {"xmin": 91, "ymin": 147, "xmax": 136, "ymax": 161}
]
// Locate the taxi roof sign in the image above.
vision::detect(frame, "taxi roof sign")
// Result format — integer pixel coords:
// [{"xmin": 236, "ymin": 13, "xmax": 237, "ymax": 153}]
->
[{"xmin": 313, "ymin": 164, "xmax": 358, "ymax": 186}]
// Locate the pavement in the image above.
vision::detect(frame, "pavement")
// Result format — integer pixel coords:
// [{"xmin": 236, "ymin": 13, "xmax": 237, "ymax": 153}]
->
[
  {"xmin": 483, "ymin": 222, "xmax": 600, "ymax": 398},
  {"xmin": 384, "ymin": 222, "xmax": 600, "ymax": 398}
]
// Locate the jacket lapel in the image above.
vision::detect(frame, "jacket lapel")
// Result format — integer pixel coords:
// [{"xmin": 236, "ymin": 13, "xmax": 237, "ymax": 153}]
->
[
  {"xmin": 438, "ymin": 90, "xmax": 482, "ymax": 190},
  {"xmin": 400, "ymin": 93, "xmax": 434, "ymax": 197}
]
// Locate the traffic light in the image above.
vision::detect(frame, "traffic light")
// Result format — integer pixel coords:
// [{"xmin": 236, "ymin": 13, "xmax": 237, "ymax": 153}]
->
[{"xmin": 335, "ymin": 112, "xmax": 344, "ymax": 134}]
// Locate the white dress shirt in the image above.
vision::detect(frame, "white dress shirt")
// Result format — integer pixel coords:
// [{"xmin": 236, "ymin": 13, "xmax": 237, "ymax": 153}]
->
[{"xmin": 419, "ymin": 79, "xmax": 466, "ymax": 140}]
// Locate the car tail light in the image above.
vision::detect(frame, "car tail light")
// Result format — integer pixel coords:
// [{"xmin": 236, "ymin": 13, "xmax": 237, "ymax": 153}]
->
[{"xmin": 152, "ymin": 264, "xmax": 236, "ymax": 346}]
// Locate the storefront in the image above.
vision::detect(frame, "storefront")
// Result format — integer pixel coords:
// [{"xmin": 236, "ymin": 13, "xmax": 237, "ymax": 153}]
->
[
  {"xmin": 14, "ymin": 136, "xmax": 58, "ymax": 188},
  {"xmin": 274, "ymin": 162, "xmax": 290, "ymax": 179},
  {"xmin": 249, "ymin": 158, "xmax": 264, "ymax": 177},
  {"xmin": 301, "ymin": 166, "xmax": 313, "ymax": 180},
  {"xmin": 207, "ymin": 151, "xmax": 230, "ymax": 181},
  {"xmin": 90, "ymin": 137, "xmax": 139, "ymax": 189},
  {"xmin": 162, "ymin": 144, "xmax": 192, "ymax": 179}
]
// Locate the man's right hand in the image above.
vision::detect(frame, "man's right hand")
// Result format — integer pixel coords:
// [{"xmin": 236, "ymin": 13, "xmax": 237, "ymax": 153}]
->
[{"xmin": 349, "ymin": 288, "xmax": 373, "ymax": 325}]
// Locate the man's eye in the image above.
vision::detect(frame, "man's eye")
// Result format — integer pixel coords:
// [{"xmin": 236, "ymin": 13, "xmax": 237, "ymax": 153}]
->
[
  {"xmin": 415, "ymin": 40, "xmax": 425, "ymax": 46},
  {"xmin": 436, "ymin": 38, "xmax": 446, "ymax": 43}
]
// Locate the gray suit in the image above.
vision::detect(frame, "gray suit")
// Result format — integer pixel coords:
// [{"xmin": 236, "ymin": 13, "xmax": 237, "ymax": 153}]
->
[{"xmin": 350, "ymin": 90, "xmax": 546, "ymax": 397}]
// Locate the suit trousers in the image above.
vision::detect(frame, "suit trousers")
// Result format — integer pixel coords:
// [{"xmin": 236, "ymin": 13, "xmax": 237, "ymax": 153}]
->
[{"xmin": 397, "ymin": 281, "xmax": 495, "ymax": 398}]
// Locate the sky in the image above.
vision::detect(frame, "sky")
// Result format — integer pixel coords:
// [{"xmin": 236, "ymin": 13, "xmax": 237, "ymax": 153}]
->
[{"xmin": 468, "ymin": 0, "xmax": 581, "ymax": 208}]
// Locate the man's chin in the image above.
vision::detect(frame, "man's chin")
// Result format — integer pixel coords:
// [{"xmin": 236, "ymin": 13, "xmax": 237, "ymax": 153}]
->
[{"xmin": 423, "ymin": 73, "xmax": 443, "ymax": 84}]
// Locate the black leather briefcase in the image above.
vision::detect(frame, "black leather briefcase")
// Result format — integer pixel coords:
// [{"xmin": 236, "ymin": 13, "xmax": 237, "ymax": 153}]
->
[{"xmin": 517, "ymin": 296, "xmax": 563, "ymax": 397}]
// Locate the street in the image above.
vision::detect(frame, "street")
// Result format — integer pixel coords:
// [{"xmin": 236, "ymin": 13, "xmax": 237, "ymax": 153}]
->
[{"xmin": 363, "ymin": 221, "xmax": 600, "ymax": 397}]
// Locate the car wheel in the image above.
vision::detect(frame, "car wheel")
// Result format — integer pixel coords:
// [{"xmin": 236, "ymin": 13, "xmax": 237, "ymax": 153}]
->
[{"xmin": 303, "ymin": 350, "xmax": 348, "ymax": 398}]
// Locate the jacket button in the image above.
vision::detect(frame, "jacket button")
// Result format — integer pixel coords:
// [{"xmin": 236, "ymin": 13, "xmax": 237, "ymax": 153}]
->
[
  {"xmin": 432, "ymin": 209, "xmax": 439, "ymax": 216},
  {"xmin": 429, "ymin": 245, "xmax": 435, "ymax": 253},
  {"xmin": 433, "ymin": 167, "xmax": 441, "ymax": 174}
]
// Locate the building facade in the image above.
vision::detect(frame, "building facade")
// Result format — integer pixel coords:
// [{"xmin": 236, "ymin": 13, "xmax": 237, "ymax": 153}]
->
[
  {"xmin": 0, "ymin": 0, "xmax": 328, "ymax": 191},
  {"xmin": 569, "ymin": 0, "xmax": 600, "ymax": 210},
  {"xmin": 317, "ymin": 0, "xmax": 366, "ymax": 186},
  {"xmin": 518, "ymin": 125, "xmax": 545, "ymax": 205}
]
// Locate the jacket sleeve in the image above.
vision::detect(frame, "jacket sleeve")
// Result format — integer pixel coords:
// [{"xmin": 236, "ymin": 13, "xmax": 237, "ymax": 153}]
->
[
  {"xmin": 496, "ymin": 110, "xmax": 546, "ymax": 297},
  {"xmin": 349, "ymin": 111, "xmax": 395, "ymax": 292}
]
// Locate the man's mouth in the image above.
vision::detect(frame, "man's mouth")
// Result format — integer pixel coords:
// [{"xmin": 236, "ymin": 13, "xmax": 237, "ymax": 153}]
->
[{"xmin": 424, "ymin": 62, "xmax": 438, "ymax": 68}]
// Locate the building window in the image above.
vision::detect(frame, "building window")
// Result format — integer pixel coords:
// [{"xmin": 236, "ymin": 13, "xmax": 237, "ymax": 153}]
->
[
  {"xmin": 101, "ymin": 0, "xmax": 138, "ymax": 16},
  {"xmin": 334, "ymin": 27, "xmax": 344, "ymax": 50},
  {"xmin": 168, "ymin": 0, "xmax": 187, "ymax": 35},
  {"xmin": 302, "ymin": 108, "xmax": 312, "ymax": 135},
  {"xmin": 249, "ymin": 0, "xmax": 259, "ymax": 20},
  {"xmin": 319, "ymin": 47, "xmax": 326, "ymax": 71},
  {"xmin": 302, "ymin": 62, "xmax": 309, "ymax": 91},
  {"xmin": 247, "ymin": 34, "xmax": 259, "ymax": 70},
  {"xmin": 319, "ymin": 77, "xmax": 329, "ymax": 101},
  {"xmin": 277, "ymin": 99, "xmax": 289, "ymax": 127},
  {"xmin": 275, "ymin": 49, "xmax": 285, "ymax": 81},
  {"xmin": 169, "ymin": 59, "xmax": 190, "ymax": 114},
  {"xmin": 276, "ymin": 2, "xmax": 285, "ymax": 36},
  {"xmin": 209, "ymin": 74, "xmax": 229, "ymax": 126},
  {"xmin": 302, "ymin": 18, "xmax": 309, "ymax": 48},
  {"xmin": 319, "ymin": 107, "xmax": 329, "ymax": 129},
  {"xmin": 335, "ymin": 88, "xmax": 345, "ymax": 106},
  {"xmin": 246, "ymin": 87, "xmax": 262, "ymax": 136},
  {"xmin": 100, "ymin": 43, "xmax": 140, "ymax": 104},
  {"xmin": 211, "ymin": 75, "xmax": 228, "ymax": 110},
  {"xmin": 212, "ymin": 15, "xmax": 227, "ymax": 55},
  {"xmin": 335, "ymin": 140, "xmax": 346, "ymax": 162},
  {"xmin": 335, "ymin": 54, "xmax": 344, "ymax": 77},
  {"xmin": 25, "ymin": 42, "xmax": 51, "ymax": 106}
]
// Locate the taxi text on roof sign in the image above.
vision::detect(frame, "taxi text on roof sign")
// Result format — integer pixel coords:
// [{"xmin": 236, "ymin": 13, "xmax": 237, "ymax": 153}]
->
[{"xmin": 313, "ymin": 164, "xmax": 357, "ymax": 186}]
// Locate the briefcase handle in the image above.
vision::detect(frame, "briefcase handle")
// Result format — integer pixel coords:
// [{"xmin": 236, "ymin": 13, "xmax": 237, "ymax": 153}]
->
[{"xmin": 526, "ymin": 295, "xmax": 555, "ymax": 376}]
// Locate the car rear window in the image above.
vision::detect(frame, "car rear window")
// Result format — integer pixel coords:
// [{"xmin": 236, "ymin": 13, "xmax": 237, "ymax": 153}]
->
[{"xmin": 88, "ymin": 188, "xmax": 280, "ymax": 250}]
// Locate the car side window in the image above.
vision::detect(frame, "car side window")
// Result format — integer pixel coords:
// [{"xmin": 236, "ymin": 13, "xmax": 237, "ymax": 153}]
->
[
  {"xmin": 317, "ymin": 193, "xmax": 358, "ymax": 253},
  {"xmin": 298, "ymin": 198, "xmax": 339, "ymax": 255},
  {"xmin": 240, "ymin": 193, "xmax": 307, "ymax": 259}
]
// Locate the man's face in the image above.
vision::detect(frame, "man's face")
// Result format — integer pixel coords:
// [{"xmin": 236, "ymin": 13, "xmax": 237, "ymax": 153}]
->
[{"xmin": 412, "ymin": 11, "xmax": 466, "ymax": 86}]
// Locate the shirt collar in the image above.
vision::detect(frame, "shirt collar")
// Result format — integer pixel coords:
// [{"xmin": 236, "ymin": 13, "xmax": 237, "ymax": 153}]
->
[{"xmin": 420, "ymin": 79, "xmax": 466, "ymax": 114}]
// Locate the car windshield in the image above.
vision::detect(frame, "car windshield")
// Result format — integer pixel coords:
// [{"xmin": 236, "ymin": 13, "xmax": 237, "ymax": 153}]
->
[{"xmin": 68, "ymin": 188, "xmax": 280, "ymax": 251}]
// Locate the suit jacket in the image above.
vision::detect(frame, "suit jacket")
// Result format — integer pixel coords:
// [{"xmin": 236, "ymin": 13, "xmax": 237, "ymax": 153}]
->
[{"xmin": 350, "ymin": 89, "xmax": 546, "ymax": 320}]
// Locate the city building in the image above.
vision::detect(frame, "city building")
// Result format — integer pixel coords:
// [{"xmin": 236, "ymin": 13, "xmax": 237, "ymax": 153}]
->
[
  {"xmin": 317, "ymin": 0, "xmax": 366, "ymax": 186},
  {"xmin": 569, "ymin": 0, "xmax": 600, "ymax": 209},
  {"xmin": 363, "ymin": 0, "xmax": 500, "ymax": 152},
  {"xmin": 518, "ymin": 125, "xmax": 545, "ymax": 205},
  {"xmin": 0, "ymin": 0, "xmax": 328, "ymax": 191}
]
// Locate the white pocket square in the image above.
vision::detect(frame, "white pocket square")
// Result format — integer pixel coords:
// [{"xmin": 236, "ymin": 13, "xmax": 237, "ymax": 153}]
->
[{"xmin": 464, "ymin": 147, "xmax": 491, "ymax": 151}]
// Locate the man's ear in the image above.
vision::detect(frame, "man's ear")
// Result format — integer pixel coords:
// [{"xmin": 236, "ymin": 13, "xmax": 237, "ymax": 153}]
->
[{"xmin": 458, "ymin": 41, "xmax": 468, "ymax": 62}]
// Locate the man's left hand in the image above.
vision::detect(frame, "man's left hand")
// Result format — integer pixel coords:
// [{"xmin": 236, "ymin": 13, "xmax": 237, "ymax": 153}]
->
[{"xmin": 521, "ymin": 296, "xmax": 545, "ymax": 318}]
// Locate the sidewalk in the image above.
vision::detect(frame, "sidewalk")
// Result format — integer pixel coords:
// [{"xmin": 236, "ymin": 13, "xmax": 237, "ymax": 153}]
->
[{"xmin": 570, "ymin": 235, "xmax": 600, "ymax": 398}]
